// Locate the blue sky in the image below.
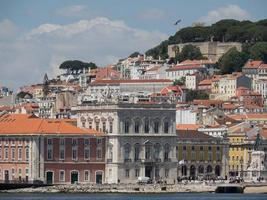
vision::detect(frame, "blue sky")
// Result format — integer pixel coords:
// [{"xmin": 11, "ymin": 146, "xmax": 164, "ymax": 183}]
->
[{"xmin": 0, "ymin": 0, "xmax": 267, "ymax": 89}]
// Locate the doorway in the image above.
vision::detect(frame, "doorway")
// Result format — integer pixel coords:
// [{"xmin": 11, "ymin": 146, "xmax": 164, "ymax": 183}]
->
[
  {"xmin": 46, "ymin": 171, "xmax": 53, "ymax": 184},
  {"xmin": 96, "ymin": 171, "xmax": 103, "ymax": 184},
  {"xmin": 71, "ymin": 171, "xmax": 79, "ymax": 184},
  {"xmin": 145, "ymin": 166, "xmax": 153, "ymax": 178},
  {"xmin": 4, "ymin": 170, "xmax": 9, "ymax": 183}
]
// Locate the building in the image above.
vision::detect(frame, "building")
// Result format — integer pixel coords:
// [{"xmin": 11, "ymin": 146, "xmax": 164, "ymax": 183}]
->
[
  {"xmin": 198, "ymin": 125, "xmax": 228, "ymax": 138},
  {"xmin": 176, "ymin": 130, "xmax": 229, "ymax": 179},
  {"xmin": 168, "ymin": 41, "xmax": 242, "ymax": 62},
  {"xmin": 0, "ymin": 113, "xmax": 105, "ymax": 184},
  {"xmin": 72, "ymin": 102, "xmax": 178, "ymax": 184},
  {"xmin": 211, "ymin": 73, "xmax": 251, "ymax": 100},
  {"xmin": 185, "ymin": 73, "xmax": 201, "ymax": 90}
]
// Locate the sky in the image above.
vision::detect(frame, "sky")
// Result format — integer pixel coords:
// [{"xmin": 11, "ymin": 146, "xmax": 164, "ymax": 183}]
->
[{"xmin": 0, "ymin": 0, "xmax": 267, "ymax": 90}]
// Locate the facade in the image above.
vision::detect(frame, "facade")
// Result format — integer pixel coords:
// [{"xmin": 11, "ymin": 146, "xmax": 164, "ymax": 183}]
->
[
  {"xmin": 0, "ymin": 114, "xmax": 104, "ymax": 184},
  {"xmin": 198, "ymin": 125, "xmax": 228, "ymax": 138},
  {"xmin": 176, "ymin": 130, "xmax": 229, "ymax": 179},
  {"xmin": 73, "ymin": 102, "xmax": 178, "ymax": 184}
]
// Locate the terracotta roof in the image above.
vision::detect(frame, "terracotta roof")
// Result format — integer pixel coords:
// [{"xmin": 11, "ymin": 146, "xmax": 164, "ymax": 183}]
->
[
  {"xmin": 0, "ymin": 114, "xmax": 102, "ymax": 136},
  {"xmin": 243, "ymin": 60, "xmax": 263, "ymax": 69},
  {"xmin": 166, "ymin": 64, "xmax": 205, "ymax": 72},
  {"xmin": 198, "ymin": 79, "xmax": 212, "ymax": 86},
  {"xmin": 160, "ymin": 85, "xmax": 183, "ymax": 96},
  {"xmin": 260, "ymin": 128, "xmax": 267, "ymax": 139},
  {"xmin": 176, "ymin": 124, "xmax": 201, "ymax": 130},
  {"xmin": 259, "ymin": 63, "xmax": 267, "ymax": 69},
  {"xmin": 228, "ymin": 114, "xmax": 267, "ymax": 121},
  {"xmin": 91, "ymin": 79, "xmax": 172, "ymax": 85}
]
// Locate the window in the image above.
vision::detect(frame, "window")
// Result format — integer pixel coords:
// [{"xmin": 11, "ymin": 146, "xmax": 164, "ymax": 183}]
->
[
  {"xmin": 59, "ymin": 170, "xmax": 65, "ymax": 182},
  {"xmin": 200, "ymin": 146, "xmax": 203, "ymax": 151},
  {"xmin": 0, "ymin": 148, "xmax": 2, "ymax": 160},
  {"xmin": 164, "ymin": 144, "xmax": 170, "ymax": 161},
  {"xmin": 47, "ymin": 148, "xmax": 53, "ymax": 160},
  {"xmin": 217, "ymin": 146, "xmax": 220, "ymax": 151},
  {"xmin": 134, "ymin": 144, "xmax": 140, "ymax": 161},
  {"xmin": 191, "ymin": 152, "xmax": 196, "ymax": 161},
  {"xmin": 124, "ymin": 144, "xmax": 131, "ymax": 160},
  {"xmin": 12, "ymin": 168, "xmax": 15, "ymax": 175},
  {"xmin": 59, "ymin": 138, "xmax": 65, "ymax": 145},
  {"xmin": 155, "ymin": 168, "xmax": 160, "ymax": 178},
  {"xmin": 102, "ymin": 122, "xmax": 106, "ymax": 132},
  {"xmin": 216, "ymin": 152, "xmax": 221, "ymax": 161},
  {"xmin": 208, "ymin": 146, "xmax": 212, "ymax": 151},
  {"xmin": 97, "ymin": 147, "xmax": 102, "ymax": 160},
  {"xmin": 11, "ymin": 148, "xmax": 15, "ymax": 160},
  {"xmin": 134, "ymin": 120, "xmax": 140, "ymax": 133},
  {"xmin": 59, "ymin": 148, "xmax": 65, "ymax": 160},
  {"xmin": 109, "ymin": 122, "xmax": 113, "ymax": 133},
  {"xmin": 84, "ymin": 148, "xmax": 90, "ymax": 160},
  {"xmin": 84, "ymin": 170, "xmax": 90, "ymax": 182},
  {"xmin": 18, "ymin": 148, "xmax": 22, "ymax": 160},
  {"xmin": 183, "ymin": 146, "xmax": 187, "ymax": 151},
  {"xmin": 153, "ymin": 121, "xmax": 159, "ymax": 133},
  {"xmin": 125, "ymin": 169, "xmax": 130, "ymax": 178},
  {"xmin": 18, "ymin": 168, "xmax": 22, "ymax": 175},
  {"xmin": 124, "ymin": 121, "xmax": 130, "ymax": 133},
  {"xmin": 84, "ymin": 139, "xmax": 90, "ymax": 146},
  {"xmin": 208, "ymin": 152, "xmax": 212, "ymax": 161},
  {"xmin": 72, "ymin": 139, "xmax": 78, "ymax": 146},
  {"xmin": 144, "ymin": 119, "xmax": 149, "ymax": 133},
  {"xmin": 135, "ymin": 169, "xmax": 140, "ymax": 177},
  {"xmin": 25, "ymin": 148, "xmax": 29, "ymax": 161},
  {"xmin": 200, "ymin": 152, "xmax": 204, "ymax": 161},
  {"xmin": 26, "ymin": 168, "xmax": 29, "ymax": 175},
  {"xmin": 97, "ymin": 138, "xmax": 102, "ymax": 145},
  {"xmin": 4, "ymin": 148, "xmax": 8, "ymax": 160},
  {"xmin": 72, "ymin": 148, "xmax": 77, "ymax": 160},
  {"xmin": 164, "ymin": 121, "xmax": 169, "ymax": 133},
  {"xmin": 47, "ymin": 138, "xmax": 53, "ymax": 145}
]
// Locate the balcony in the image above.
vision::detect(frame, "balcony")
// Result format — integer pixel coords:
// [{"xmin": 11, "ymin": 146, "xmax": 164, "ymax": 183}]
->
[{"xmin": 155, "ymin": 158, "xmax": 161, "ymax": 163}]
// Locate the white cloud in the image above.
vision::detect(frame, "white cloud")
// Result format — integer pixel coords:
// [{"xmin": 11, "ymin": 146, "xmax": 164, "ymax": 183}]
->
[
  {"xmin": 138, "ymin": 8, "xmax": 166, "ymax": 20},
  {"xmin": 197, "ymin": 4, "xmax": 250, "ymax": 25},
  {"xmin": 0, "ymin": 17, "xmax": 167, "ymax": 90}
]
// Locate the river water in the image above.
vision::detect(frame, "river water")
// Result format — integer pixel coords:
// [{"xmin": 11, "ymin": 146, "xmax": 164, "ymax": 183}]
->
[{"xmin": 0, "ymin": 193, "xmax": 266, "ymax": 200}]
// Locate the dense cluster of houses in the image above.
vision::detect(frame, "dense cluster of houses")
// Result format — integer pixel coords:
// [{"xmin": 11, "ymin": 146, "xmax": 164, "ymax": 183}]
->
[{"xmin": 0, "ymin": 54, "xmax": 267, "ymax": 185}]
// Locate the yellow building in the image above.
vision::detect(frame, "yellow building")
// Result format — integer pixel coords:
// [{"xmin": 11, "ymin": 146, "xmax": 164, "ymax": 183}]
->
[
  {"xmin": 177, "ymin": 130, "xmax": 229, "ymax": 179},
  {"xmin": 227, "ymin": 124, "xmax": 254, "ymax": 177}
]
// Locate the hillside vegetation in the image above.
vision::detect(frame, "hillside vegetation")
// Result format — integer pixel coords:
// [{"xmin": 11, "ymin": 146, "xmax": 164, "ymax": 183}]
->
[{"xmin": 146, "ymin": 19, "xmax": 267, "ymax": 60}]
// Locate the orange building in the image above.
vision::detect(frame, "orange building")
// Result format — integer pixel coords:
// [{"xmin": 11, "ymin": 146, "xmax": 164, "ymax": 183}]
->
[{"xmin": 0, "ymin": 113, "xmax": 105, "ymax": 184}]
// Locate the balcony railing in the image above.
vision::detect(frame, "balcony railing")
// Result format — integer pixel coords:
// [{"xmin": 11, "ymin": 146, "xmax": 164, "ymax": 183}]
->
[
  {"xmin": 124, "ymin": 158, "xmax": 132, "ymax": 163},
  {"xmin": 155, "ymin": 158, "xmax": 161, "ymax": 162}
]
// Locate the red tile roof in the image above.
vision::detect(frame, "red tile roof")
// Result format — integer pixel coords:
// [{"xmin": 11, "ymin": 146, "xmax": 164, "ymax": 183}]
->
[
  {"xmin": 176, "ymin": 124, "xmax": 201, "ymax": 130},
  {"xmin": 243, "ymin": 60, "xmax": 263, "ymax": 69},
  {"xmin": 166, "ymin": 64, "xmax": 205, "ymax": 72},
  {"xmin": 91, "ymin": 79, "xmax": 172, "ymax": 85},
  {"xmin": 0, "ymin": 114, "xmax": 102, "ymax": 136}
]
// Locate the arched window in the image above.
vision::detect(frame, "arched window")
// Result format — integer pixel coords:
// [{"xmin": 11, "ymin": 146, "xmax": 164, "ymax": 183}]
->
[
  {"xmin": 181, "ymin": 165, "xmax": 187, "ymax": 176},
  {"xmin": 134, "ymin": 119, "xmax": 140, "ymax": 133},
  {"xmin": 206, "ymin": 165, "xmax": 213, "ymax": 174},
  {"xmin": 144, "ymin": 118, "xmax": 149, "ymax": 133},
  {"xmin": 145, "ymin": 142, "xmax": 152, "ymax": 160},
  {"xmin": 153, "ymin": 119, "xmax": 160, "ymax": 133},
  {"xmin": 154, "ymin": 143, "xmax": 161, "ymax": 160},
  {"xmin": 134, "ymin": 143, "xmax": 140, "ymax": 161},
  {"xmin": 215, "ymin": 165, "xmax": 220, "ymax": 177},
  {"xmin": 124, "ymin": 143, "xmax": 131, "ymax": 161},
  {"xmin": 164, "ymin": 143, "xmax": 170, "ymax": 161},
  {"xmin": 81, "ymin": 117, "xmax": 86, "ymax": 127},
  {"xmin": 124, "ymin": 120, "xmax": 130, "ymax": 133},
  {"xmin": 163, "ymin": 118, "xmax": 169, "ymax": 133},
  {"xmin": 198, "ymin": 165, "xmax": 204, "ymax": 174}
]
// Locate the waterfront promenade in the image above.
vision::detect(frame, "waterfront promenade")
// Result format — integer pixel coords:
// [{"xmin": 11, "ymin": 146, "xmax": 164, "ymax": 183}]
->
[{"xmin": 1, "ymin": 182, "xmax": 267, "ymax": 194}]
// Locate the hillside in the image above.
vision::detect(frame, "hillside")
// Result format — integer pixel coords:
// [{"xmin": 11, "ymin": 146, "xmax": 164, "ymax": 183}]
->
[{"xmin": 146, "ymin": 19, "xmax": 267, "ymax": 59}]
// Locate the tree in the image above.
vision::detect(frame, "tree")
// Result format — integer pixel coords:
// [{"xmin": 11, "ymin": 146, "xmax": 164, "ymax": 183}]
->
[
  {"xmin": 186, "ymin": 90, "xmax": 209, "ymax": 102},
  {"xmin": 59, "ymin": 60, "xmax": 97, "ymax": 74},
  {"xmin": 249, "ymin": 42, "xmax": 267, "ymax": 63},
  {"xmin": 129, "ymin": 52, "xmax": 142, "ymax": 58},
  {"xmin": 173, "ymin": 77, "xmax": 185, "ymax": 86},
  {"xmin": 217, "ymin": 47, "xmax": 248, "ymax": 74},
  {"xmin": 176, "ymin": 44, "xmax": 203, "ymax": 62}
]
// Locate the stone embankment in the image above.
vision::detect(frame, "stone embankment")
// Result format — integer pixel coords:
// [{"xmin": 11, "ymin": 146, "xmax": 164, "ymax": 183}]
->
[{"xmin": 1, "ymin": 183, "xmax": 216, "ymax": 193}]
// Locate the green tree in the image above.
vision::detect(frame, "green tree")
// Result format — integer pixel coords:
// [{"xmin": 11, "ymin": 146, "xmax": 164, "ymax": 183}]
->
[
  {"xmin": 59, "ymin": 60, "xmax": 97, "ymax": 74},
  {"xmin": 186, "ymin": 90, "xmax": 209, "ymax": 102},
  {"xmin": 173, "ymin": 77, "xmax": 185, "ymax": 86},
  {"xmin": 129, "ymin": 52, "xmax": 142, "ymax": 58},
  {"xmin": 249, "ymin": 42, "xmax": 267, "ymax": 63},
  {"xmin": 217, "ymin": 47, "xmax": 248, "ymax": 74},
  {"xmin": 176, "ymin": 44, "xmax": 203, "ymax": 62}
]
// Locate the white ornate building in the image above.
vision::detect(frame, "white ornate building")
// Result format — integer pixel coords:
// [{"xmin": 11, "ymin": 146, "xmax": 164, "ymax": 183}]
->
[{"xmin": 73, "ymin": 102, "xmax": 178, "ymax": 184}]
